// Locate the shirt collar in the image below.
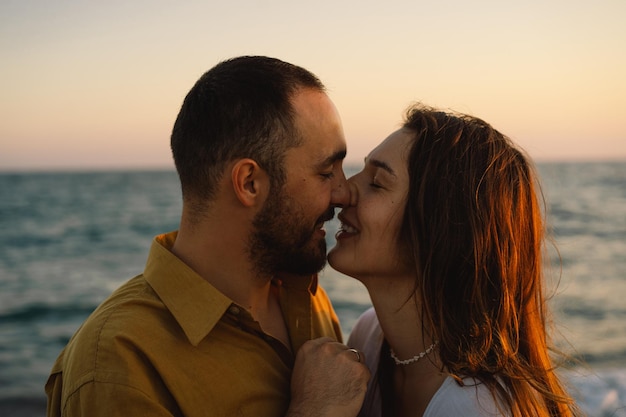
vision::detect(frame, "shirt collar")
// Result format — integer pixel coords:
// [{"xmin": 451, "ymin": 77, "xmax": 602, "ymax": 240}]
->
[
  {"xmin": 144, "ymin": 232, "xmax": 232, "ymax": 346},
  {"xmin": 143, "ymin": 232, "xmax": 319, "ymax": 346}
]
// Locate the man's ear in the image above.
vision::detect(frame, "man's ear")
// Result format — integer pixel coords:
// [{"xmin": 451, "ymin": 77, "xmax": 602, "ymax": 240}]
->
[{"xmin": 231, "ymin": 159, "xmax": 268, "ymax": 207}]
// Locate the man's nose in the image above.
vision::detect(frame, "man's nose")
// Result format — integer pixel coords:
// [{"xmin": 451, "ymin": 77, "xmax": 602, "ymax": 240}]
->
[
  {"xmin": 331, "ymin": 169, "xmax": 350, "ymax": 207},
  {"xmin": 331, "ymin": 172, "xmax": 357, "ymax": 208}
]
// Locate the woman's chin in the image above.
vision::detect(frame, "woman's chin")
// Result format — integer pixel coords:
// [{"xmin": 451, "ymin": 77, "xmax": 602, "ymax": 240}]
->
[{"xmin": 327, "ymin": 250, "xmax": 347, "ymax": 273}]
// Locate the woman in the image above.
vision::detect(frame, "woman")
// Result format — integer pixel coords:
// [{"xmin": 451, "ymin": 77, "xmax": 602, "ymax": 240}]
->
[{"xmin": 328, "ymin": 104, "xmax": 579, "ymax": 416}]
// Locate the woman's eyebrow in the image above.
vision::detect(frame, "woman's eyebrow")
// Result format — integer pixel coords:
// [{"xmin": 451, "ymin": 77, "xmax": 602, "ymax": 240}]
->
[{"xmin": 366, "ymin": 157, "xmax": 397, "ymax": 177}]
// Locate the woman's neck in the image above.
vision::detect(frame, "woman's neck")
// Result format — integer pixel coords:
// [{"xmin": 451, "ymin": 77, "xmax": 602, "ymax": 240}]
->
[
  {"xmin": 364, "ymin": 277, "xmax": 447, "ymax": 417},
  {"xmin": 364, "ymin": 277, "xmax": 429, "ymax": 363}
]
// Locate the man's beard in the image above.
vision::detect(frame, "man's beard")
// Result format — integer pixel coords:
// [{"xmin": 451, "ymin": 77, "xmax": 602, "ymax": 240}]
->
[{"xmin": 248, "ymin": 187, "xmax": 335, "ymax": 277}]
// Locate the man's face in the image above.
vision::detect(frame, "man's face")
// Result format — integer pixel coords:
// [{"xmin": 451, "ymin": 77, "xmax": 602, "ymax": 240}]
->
[
  {"xmin": 250, "ymin": 184, "xmax": 335, "ymax": 275},
  {"xmin": 249, "ymin": 88, "xmax": 349, "ymax": 276}
]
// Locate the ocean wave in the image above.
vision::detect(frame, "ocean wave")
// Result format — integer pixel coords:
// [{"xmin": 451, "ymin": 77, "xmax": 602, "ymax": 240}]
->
[
  {"xmin": 0, "ymin": 303, "xmax": 96, "ymax": 324},
  {"xmin": 0, "ymin": 397, "xmax": 46, "ymax": 417}
]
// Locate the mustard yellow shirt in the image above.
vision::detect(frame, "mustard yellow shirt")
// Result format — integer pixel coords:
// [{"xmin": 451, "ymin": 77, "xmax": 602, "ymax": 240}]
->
[{"xmin": 46, "ymin": 232, "xmax": 342, "ymax": 417}]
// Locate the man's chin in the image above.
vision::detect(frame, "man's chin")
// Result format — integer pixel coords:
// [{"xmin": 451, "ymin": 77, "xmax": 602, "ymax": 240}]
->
[
  {"xmin": 280, "ymin": 256, "xmax": 326, "ymax": 276},
  {"xmin": 278, "ymin": 245, "xmax": 327, "ymax": 276}
]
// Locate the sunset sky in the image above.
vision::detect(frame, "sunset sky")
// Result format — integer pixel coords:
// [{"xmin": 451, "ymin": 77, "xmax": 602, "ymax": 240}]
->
[{"xmin": 1, "ymin": 0, "xmax": 625, "ymax": 170}]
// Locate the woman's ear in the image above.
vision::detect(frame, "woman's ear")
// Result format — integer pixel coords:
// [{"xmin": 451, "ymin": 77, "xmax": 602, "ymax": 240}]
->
[{"xmin": 231, "ymin": 159, "xmax": 268, "ymax": 207}]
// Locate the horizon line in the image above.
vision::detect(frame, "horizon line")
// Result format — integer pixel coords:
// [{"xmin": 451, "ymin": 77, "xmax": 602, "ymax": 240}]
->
[{"xmin": 1, "ymin": 157, "xmax": 626, "ymax": 174}]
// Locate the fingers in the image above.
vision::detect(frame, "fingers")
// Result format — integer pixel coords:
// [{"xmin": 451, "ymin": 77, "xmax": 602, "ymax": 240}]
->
[
  {"xmin": 347, "ymin": 348, "xmax": 362, "ymax": 363},
  {"xmin": 299, "ymin": 339, "xmax": 366, "ymax": 366},
  {"xmin": 289, "ymin": 338, "xmax": 371, "ymax": 416},
  {"xmin": 299, "ymin": 338, "xmax": 365, "ymax": 363}
]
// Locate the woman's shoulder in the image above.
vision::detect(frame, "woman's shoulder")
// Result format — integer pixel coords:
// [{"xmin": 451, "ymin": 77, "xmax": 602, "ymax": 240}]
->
[
  {"xmin": 346, "ymin": 307, "xmax": 384, "ymax": 373},
  {"xmin": 347, "ymin": 307, "xmax": 384, "ymax": 417},
  {"xmin": 347, "ymin": 307, "xmax": 381, "ymax": 346},
  {"xmin": 424, "ymin": 376, "xmax": 508, "ymax": 417}
]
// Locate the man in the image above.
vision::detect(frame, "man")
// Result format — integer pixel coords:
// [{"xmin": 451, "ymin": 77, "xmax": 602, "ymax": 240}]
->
[{"xmin": 46, "ymin": 56, "xmax": 369, "ymax": 416}]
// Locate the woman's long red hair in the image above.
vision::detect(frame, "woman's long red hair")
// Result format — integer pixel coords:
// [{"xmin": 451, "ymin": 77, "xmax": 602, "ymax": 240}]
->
[{"xmin": 399, "ymin": 104, "xmax": 579, "ymax": 416}]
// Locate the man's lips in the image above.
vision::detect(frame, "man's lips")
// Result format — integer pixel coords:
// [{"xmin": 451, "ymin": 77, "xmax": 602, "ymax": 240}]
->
[
  {"xmin": 315, "ymin": 208, "xmax": 336, "ymax": 230},
  {"xmin": 308, "ymin": 208, "xmax": 335, "ymax": 239},
  {"xmin": 319, "ymin": 207, "xmax": 336, "ymax": 224}
]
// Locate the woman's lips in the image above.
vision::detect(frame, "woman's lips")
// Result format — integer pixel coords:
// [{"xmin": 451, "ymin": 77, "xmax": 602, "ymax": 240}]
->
[{"xmin": 335, "ymin": 216, "xmax": 359, "ymax": 240}]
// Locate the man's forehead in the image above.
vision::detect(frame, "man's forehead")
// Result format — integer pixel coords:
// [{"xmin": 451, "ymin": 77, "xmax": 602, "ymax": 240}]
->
[
  {"xmin": 289, "ymin": 88, "xmax": 346, "ymax": 165},
  {"xmin": 290, "ymin": 88, "xmax": 341, "ymax": 126}
]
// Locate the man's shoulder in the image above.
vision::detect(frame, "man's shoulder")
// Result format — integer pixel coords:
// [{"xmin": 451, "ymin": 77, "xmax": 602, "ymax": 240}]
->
[
  {"xmin": 80, "ymin": 274, "xmax": 165, "ymax": 335},
  {"xmin": 47, "ymin": 274, "xmax": 185, "ymax": 407},
  {"xmin": 53, "ymin": 275, "xmax": 171, "ymax": 375}
]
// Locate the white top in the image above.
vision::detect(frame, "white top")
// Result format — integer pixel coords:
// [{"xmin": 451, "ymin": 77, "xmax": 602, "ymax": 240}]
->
[{"xmin": 347, "ymin": 307, "xmax": 508, "ymax": 417}]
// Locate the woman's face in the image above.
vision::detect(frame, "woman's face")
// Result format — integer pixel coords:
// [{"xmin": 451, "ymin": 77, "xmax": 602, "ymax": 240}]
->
[{"xmin": 328, "ymin": 128, "xmax": 414, "ymax": 282}]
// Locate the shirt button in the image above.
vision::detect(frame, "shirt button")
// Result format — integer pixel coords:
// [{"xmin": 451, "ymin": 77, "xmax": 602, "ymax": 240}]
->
[{"xmin": 228, "ymin": 305, "xmax": 241, "ymax": 315}]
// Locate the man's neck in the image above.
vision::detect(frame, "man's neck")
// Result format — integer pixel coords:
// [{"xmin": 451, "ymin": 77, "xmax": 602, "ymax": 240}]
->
[{"xmin": 171, "ymin": 220, "xmax": 291, "ymax": 347}]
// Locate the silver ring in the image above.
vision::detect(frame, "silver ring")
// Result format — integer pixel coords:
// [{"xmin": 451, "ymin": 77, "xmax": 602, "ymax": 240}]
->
[{"xmin": 348, "ymin": 348, "xmax": 361, "ymax": 362}]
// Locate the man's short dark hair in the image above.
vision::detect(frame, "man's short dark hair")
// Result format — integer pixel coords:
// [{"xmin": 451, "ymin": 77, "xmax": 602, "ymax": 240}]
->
[{"xmin": 171, "ymin": 56, "xmax": 326, "ymax": 213}]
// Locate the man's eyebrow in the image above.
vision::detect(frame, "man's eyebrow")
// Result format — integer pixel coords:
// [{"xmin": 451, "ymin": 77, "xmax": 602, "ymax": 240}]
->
[
  {"xmin": 319, "ymin": 149, "xmax": 347, "ymax": 167},
  {"xmin": 366, "ymin": 157, "xmax": 397, "ymax": 177}
]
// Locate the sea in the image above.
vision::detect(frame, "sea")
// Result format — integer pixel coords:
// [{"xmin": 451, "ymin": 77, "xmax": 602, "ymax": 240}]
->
[{"xmin": 0, "ymin": 161, "xmax": 625, "ymax": 416}]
